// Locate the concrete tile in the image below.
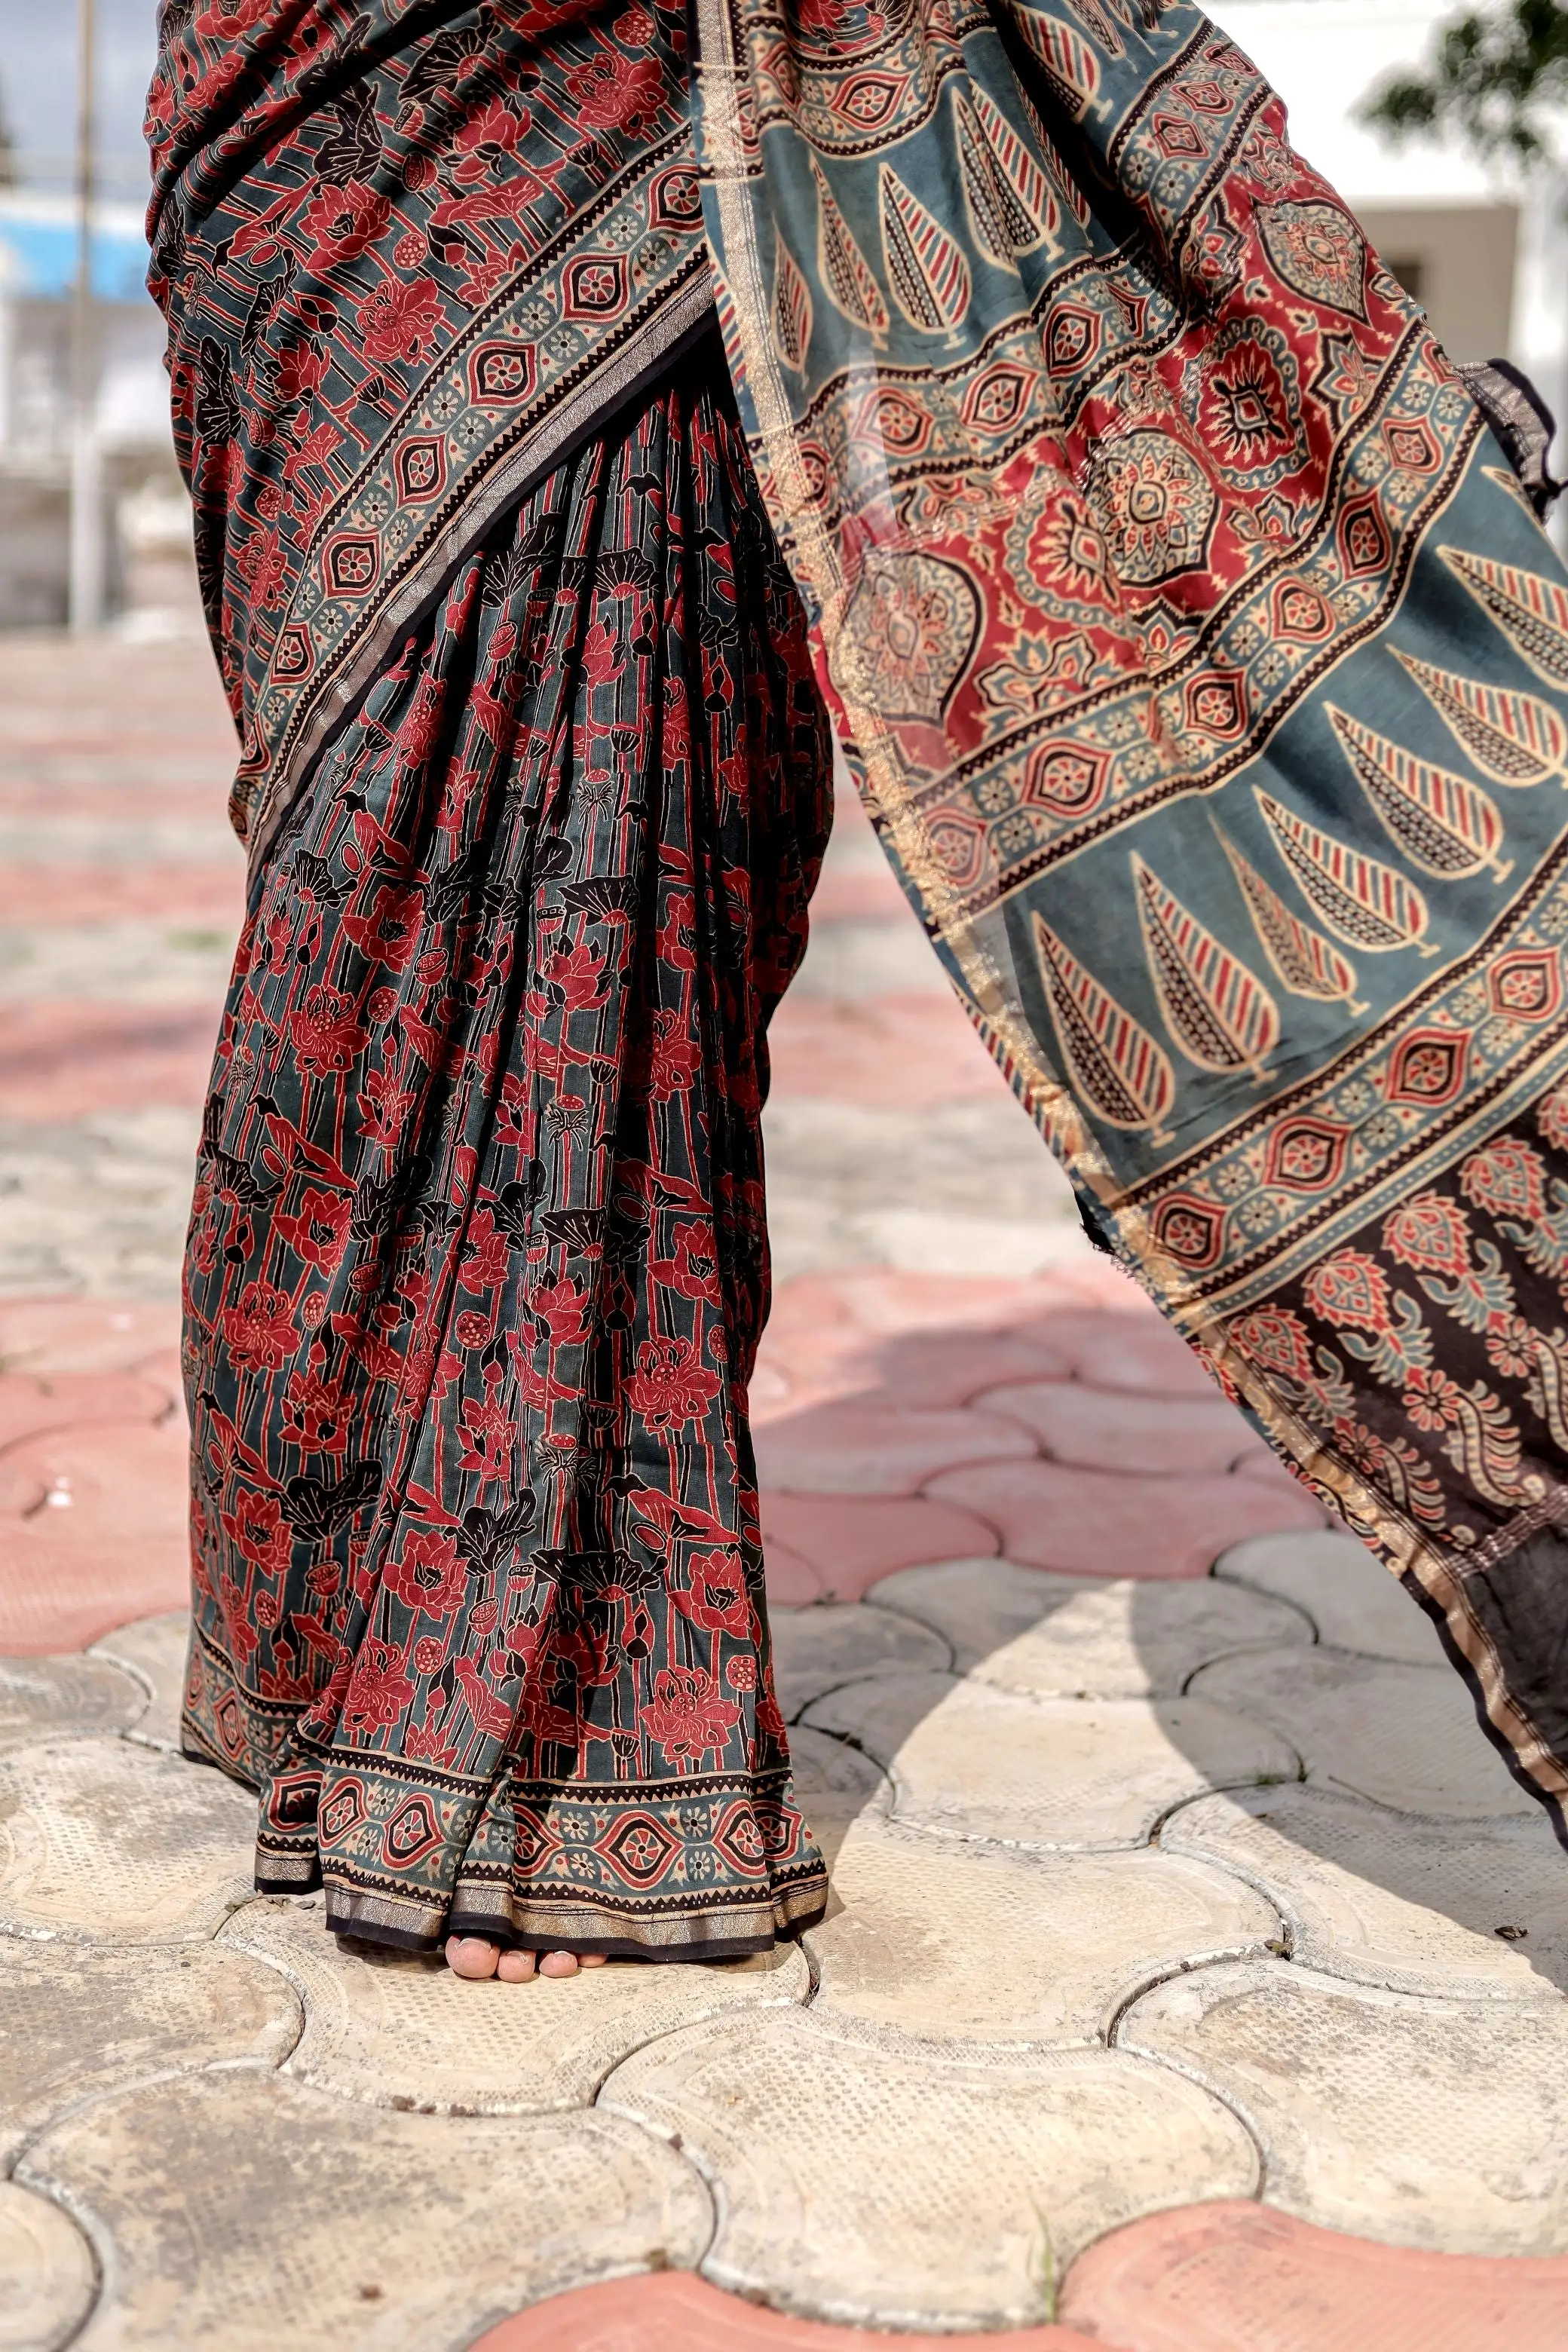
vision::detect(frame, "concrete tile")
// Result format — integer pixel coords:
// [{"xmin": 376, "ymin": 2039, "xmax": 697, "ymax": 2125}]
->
[
  {"xmin": 0, "ymin": 2181, "xmax": 96, "ymax": 2352},
  {"xmin": 0, "ymin": 1937, "xmax": 299, "ymax": 2167},
  {"xmin": 0, "ymin": 1107, "xmax": 201, "ymax": 1302},
  {"xmin": 0, "ymin": 920, "xmax": 234, "ymax": 1006},
  {"xmin": 1188, "ymin": 1646, "xmax": 1535, "ymax": 1817},
  {"xmin": 0, "ymin": 1736, "xmax": 255, "ymax": 1943},
  {"xmin": 759, "ymin": 1493, "xmax": 999, "ymax": 1603},
  {"xmin": 0, "ymin": 864, "xmax": 240, "ymax": 927},
  {"xmin": 222, "ymin": 1890, "xmax": 809, "ymax": 2116},
  {"xmin": 1119, "ymin": 1958, "xmax": 1568, "ymax": 2253},
  {"xmin": 19, "ymin": 2072, "xmax": 709, "ymax": 2352},
  {"xmin": 0, "ymin": 1296, "xmax": 181, "ymax": 1377},
  {"xmin": 786, "ymin": 1725, "xmax": 892, "ymax": 1868},
  {"xmin": 806, "ymin": 1817, "xmax": 1279, "ymax": 2044},
  {"xmin": 601, "ymin": 2011, "xmax": 1258, "ymax": 2329},
  {"xmin": 1059, "ymin": 2198, "xmax": 1568, "ymax": 2352},
  {"xmin": 0, "ymin": 1416, "xmax": 188, "ymax": 1654},
  {"xmin": 1162, "ymin": 1785, "xmax": 1568, "ymax": 2000},
  {"xmin": 769, "ymin": 1603, "xmax": 951, "ymax": 1720},
  {"xmin": 755, "ymin": 1402, "xmax": 1034, "ymax": 1495},
  {"xmin": 752, "ymin": 1330, "xmax": 1071, "ymax": 1423},
  {"xmin": 88, "ymin": 1611, "xmax": 191, "ymax": 1753},
  {"xmin": 801, "ymin": 1674, "xmax": 1300, "ymax": 1849},
  {"xmin": 976, "ymin": 1382, "xmax": 1257, "ymax": 1475},
  {"xmin": 865, "ymin": 1559, "xmax": 1310, "ymax": 1697},
  {"xmin": 1216, "ymin": 1528, "xmax": 1444, "ymax": 1664},
  {"xmin": 473, "ymin": 2270, "xmax": 1099, "ymax": 2349},
  {"xmin": 0, "ymin": 1652, "xmax": 146, "ymax": 1753},
  {"xmin": 0, "ymin": 1365, "xmax": 176, "ymax": 1452},
  {"xmin": 924, "ymin": 1459, "xmax": 1322, "ymax": 1579}
]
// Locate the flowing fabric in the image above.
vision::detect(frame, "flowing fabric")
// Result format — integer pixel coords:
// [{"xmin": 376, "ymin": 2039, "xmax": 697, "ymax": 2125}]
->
[{"xmin": 150, "ymin": 0, "xmax": 1568, "ymax": 1862}]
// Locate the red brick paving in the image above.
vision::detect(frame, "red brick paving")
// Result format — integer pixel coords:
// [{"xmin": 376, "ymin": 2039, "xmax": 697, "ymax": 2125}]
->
[
  {"xmin": 0, "ymin": 863, "xmax": 241, "ymax": 925},
  {"xmin": 926, "ymin": 1456, "xmax": 1324, "ymax": 1578},
  {"xmin": 0, "ymin": 1295, "xmax": 181, "ymax": 1374},
  {"xmin": 470, "ymin": 2271, "xmax": 1099, "ymax": 2350},
  {"xmin": 0, "ymin": 1416, "xmax": 189, "ymax": 1652},
  {"xmin": 975, "ymin": 1381, "xmax": 1261, "ymax": 1475},
  {"xmin": 754, "ymin": 1401, "xmax": 1035, "ymax": 1494},
  {"xmin": 1058, "ymin": 2200, "xmax": 1568, "ymax": 2351},
  {"xmin": 767, "ymin": 994, "xmax": 1003, "ymax": 1105},
  {"xmin": 758, "ymin": 1488, "xmax": 1001, "ymax": 1603},
  {"xmin": 0, "ymin": 1001, "xmax": 218, "ymax": 1117}
]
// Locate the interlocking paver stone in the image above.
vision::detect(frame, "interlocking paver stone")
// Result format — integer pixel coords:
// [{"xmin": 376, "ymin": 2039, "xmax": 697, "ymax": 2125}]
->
[
  {"xmin": 758, "ymin": 1492, "xmax": 999, "ymax": 1603},
  {"xmin": 865, "ymin": 1560, "xmax": 1309, "ymax": 1696},
  {"xmin": 88, "ymin": 1612, "xmax": 191, "ymax": 1753},
  {"xmin": 1216, "ymin": 1527, "xmax": 1445, "ymax": 1664},
  {"xmin": 0, "ymin": 2180, "xmax": 96, "ymax": 2352},
  {"xmin": 801, "ymin": 1674, "xmax": 1300, "ymax": 1848},
  {"xmin": 0, "ymin": 1416, "xmax": 189, "ymax": 1653},
  {"xmin": 770, "ymin": 1603, "xmax": 951, "ymax": 1719},
  {"xmin": 19, "ymin": 2072, "xmax": 710, "ymax": 2351},
  {"xmin": 0, "ymin": 1652, "xmax": 145, "ymax": 1753},
  {"xmin": 1119, "ymin": 1958, "xmax": 1568, "ymax": 2252},
  {"xmin": 1046, "ymin": 1312, "xmax": 1224, "ymax": 1397},
  {"xmin": 805, "ymin": 1815, "xmax": 1279, "ymax": 2043},
  {"xmin": 0, "ymin": 1938, "xmax": 299, "ymax": 2167},
  {"xmin": 602, "ymin": 2011, "xmax": 1258, "ymax": 2329},
  {"xmin": 925, "ymin": 1459, "xmax": 1322, "ymax": 1579},
  {"xmin": 222, "ymin": 1891, "xmax": 808, "ymax": 2115},
  {"xmin": 1058, "ymin": 2199, "xmax": 1568, "ymax": 2352},
  {"xmin": 1188, "ymin": 1646, "xmax": 1535, "ymax": 1816},
  {"xmin": 0, "ymin": 1297, "xmax": 180, "ymax": 1374},
  {"xmin": 1162, "ymin": 1785, "xmax": 1568, "ymax": 1999},
  {"xmin": 753, "ymin": 1403, "xmax": 1033, "ymax": 1494},
  {"xmin": 0, "ymin": 1736, "xmax": 255, "ymax": 1942},
  {"xmin": 782, "ymin": 1724, "xmax": 891, "ymax": 1868},
  {"xmin": 473, "ymin": 2271, "xmax": 1098, "ymax": 2349},
  {"xmin": 0, "ymin": 1365, "xmax": 175, "ymax": 1450},
  {"xmin": 975, "ymin": 1381, "xmax": 1257, "ymax": 1475}
]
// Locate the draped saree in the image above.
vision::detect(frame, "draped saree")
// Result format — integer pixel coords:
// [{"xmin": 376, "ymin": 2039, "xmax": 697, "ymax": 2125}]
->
[{"xmin": 149, "ymin": 0, "xmax": 1568, "ymax": 1948}]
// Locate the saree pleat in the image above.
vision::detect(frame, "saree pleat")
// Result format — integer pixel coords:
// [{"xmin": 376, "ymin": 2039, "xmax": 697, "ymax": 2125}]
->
[{"xmin": 182, "ymin": 352, "xmax": 835, "ymax": 1953}]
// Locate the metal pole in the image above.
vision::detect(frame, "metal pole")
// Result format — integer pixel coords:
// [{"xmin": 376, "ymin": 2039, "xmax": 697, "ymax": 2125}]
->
[{"xmin": 68, "ymin": 0, "xmax": 102, "ymax": 634}]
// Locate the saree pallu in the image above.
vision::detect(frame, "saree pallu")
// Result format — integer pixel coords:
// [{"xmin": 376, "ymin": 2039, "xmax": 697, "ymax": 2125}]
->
[{"xmin": 151, "ymin": 0, "xmax": 1568, "ymax": 1850}]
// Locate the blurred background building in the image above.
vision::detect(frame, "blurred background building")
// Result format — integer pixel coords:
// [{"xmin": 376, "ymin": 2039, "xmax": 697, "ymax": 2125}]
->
[{"xmin": 0, "ymin": 0, "xmax": 1562, "ymax": 629}]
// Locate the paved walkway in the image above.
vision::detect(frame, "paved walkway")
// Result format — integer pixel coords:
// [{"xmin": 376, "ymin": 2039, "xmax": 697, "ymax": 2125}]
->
[{"xmin": 2, "ymin": 631, "xmax": 1567, "ymax": 2352}]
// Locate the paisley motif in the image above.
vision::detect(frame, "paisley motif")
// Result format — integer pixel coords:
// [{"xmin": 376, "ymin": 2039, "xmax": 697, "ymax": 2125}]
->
[
  {"xmin": 833, "ymin": 550, "xmax": 982, "ymax": 723},
  {"xmin": 1086, "ymin": 429, "xmax": 1218, "ymax": 586},
  {"xmin": 1254, "ymin": 198, "xmax": 1367, "ymax": 320}
]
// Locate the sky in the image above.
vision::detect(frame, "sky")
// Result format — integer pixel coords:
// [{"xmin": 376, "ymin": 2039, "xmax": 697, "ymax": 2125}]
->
[{"xmin": 0, "ymin": 0, "xmax": 160, "ymax": 203}]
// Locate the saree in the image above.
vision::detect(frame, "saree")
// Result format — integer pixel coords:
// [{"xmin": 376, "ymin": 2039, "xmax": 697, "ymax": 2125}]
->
[{"xmin": 148, "ymin": 0, "xmax": 1568, "ymax": 1905}]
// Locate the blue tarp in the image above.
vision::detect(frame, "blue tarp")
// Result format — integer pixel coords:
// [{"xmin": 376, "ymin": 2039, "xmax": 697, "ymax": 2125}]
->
[{"xmin": 0, "ymin": 202, "xmax": 149, "ymax": 304}]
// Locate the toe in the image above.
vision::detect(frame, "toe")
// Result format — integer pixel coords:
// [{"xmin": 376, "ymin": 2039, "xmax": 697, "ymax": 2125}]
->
[
  {"xmin": 580, "ymin": 1952, "xmax": 608, "ymax": 1967},
  {"xmin": 446, "ymin": 1935, "xmax": 501, "ymax": 1980},
  {"xmin": 538, "ymin": 1949, "xmax": 580, "ymax": 1977},
  {"xmin": 496, "ymin": 1948, "xmax": 537, "ymax": 1982}
]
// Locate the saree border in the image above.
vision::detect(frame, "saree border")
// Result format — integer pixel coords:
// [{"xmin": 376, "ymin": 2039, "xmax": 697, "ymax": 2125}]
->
[{"xmin": 691, "ymin": 0, "xmax": 1568, "ymax": 1814}]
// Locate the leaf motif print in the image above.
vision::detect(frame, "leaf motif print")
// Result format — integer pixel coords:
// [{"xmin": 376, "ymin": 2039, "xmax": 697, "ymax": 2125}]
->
[
  {"xmin": 1033, "ymin": 912, "xmax": 1177, "ymax": 1143},
  {"xmin": 1132, "ymin": 853, "xmax": 1279, "ymax": 1078},
  {"xmin": 770, "ymin": 232, "xmax": 812, "ymax": 373},
  {"xmin": 1215, "ymin": 825, "xmax": 1367, "ymax": 1012},
  {"xmin": 1392, "ymin": 648, "xmax": 1567, "ymax": 786},
  {"xmin": 1013, "ymin": 81, "xmax": 1091, "ymax": 227},
  {"xmin": 1255, "ymin": 789, "xmax": 1435, "ymax": 955},
  {"xmin": 810, "ymin": 155, "xmax": 889, "ymax": 340},
  {"xmin": 960, "ymin": 84, "xmax": 1056, "ymax": 259},
  {"xmin": 1327, "ymin": 704, "xmax": 1512, "ymax": 882},
  {"xmin": 1065, "ymin": 0, "xmax": 1127, "ymax": 54},
  {"xmin": 880, "ymin": 169, "xmax": 971, "ymax": 338},
  {"xmin": 1009, "ymin": 8, "xmax": 1101, "ymax": 118},
  {"xmin": 1440, "ymin": 545, "xmax": 1568, "ymax": 691}
]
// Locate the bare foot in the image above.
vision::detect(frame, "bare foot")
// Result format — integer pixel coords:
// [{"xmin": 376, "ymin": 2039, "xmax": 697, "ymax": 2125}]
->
[{"xmin": 445, "ymin": 1935, "xmax": 608, "ymax": 1983}]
